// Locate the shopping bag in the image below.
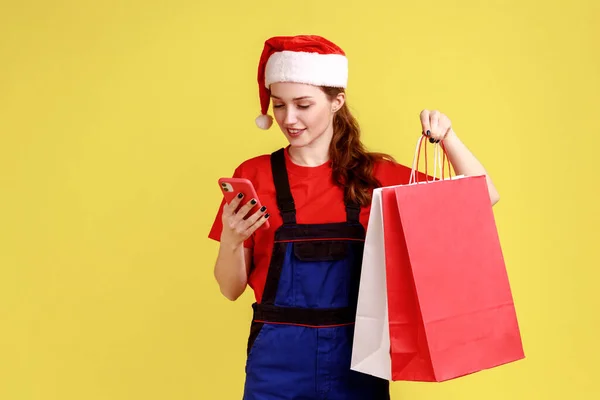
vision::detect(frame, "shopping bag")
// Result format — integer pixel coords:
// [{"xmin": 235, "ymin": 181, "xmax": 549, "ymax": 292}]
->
[
  {"xmin": 350, "ymin": 187, "xmax": 392, "ymax": 380},
  {"xmin": 351, "ymin": 136, "xmax": 524, "ymax": 382}
]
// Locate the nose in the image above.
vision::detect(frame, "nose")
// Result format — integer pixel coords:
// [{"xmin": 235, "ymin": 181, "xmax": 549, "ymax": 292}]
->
[{"xmin": 283, "ymin": 107, "xmax": 298, "ymax": 126}]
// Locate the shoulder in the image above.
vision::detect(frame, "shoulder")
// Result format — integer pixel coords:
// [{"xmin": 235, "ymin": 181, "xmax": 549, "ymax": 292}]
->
[
  {"xmin": 233, "ymin": 153, "xmax": 272, "ymax": 177},
  {"xmin": 231, "ymin": 150, "xmax": 281, "ymax": 191},
  {"xmin": 372, "ymin": 158, "xmax": 413, "ymax": 186}
]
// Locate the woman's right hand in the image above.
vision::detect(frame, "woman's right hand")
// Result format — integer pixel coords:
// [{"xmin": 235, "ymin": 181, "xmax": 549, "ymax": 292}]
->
[{"xmin": 220, "ymin": 193, "xmax": 269, "ymax": 248}]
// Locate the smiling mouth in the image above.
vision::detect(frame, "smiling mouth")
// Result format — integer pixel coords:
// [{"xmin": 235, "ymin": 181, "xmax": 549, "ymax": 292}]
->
[{"xmin": 287, "ymin": 128, "xmax": 306, "ymax": 137}]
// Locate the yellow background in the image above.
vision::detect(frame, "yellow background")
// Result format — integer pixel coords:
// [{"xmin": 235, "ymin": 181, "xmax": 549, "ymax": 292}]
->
[{"xmin": 1, "ymin": 0, "xmax": 598, "ymax": 399}]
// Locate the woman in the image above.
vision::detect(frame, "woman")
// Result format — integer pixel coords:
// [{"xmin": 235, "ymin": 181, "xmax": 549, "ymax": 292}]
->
[{"xmin": 208, "ymin": 35, "xmax": 499, "ymax": 399}]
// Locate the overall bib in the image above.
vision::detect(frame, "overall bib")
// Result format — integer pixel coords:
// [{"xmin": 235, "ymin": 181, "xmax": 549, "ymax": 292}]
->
[{"xmin": 243, "ymin": 149, "xmax": 389, "ymax": 400}]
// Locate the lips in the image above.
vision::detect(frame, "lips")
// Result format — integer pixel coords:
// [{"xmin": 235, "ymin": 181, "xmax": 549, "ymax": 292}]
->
[{"xmin": 287, "ymin": 128, "xmax": 306, "ymax": 137}]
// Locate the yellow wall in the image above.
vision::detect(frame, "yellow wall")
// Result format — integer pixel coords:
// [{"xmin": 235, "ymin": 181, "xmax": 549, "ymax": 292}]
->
[{"xmin": 1, "ymin": 0, "xmax": 598, "ymax": 398}]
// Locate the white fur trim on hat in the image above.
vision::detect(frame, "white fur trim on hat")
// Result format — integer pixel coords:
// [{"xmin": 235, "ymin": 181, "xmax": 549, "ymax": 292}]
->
[{"xmin": 265, "ymin": 51, "xmax": 348, "ymax": 88}]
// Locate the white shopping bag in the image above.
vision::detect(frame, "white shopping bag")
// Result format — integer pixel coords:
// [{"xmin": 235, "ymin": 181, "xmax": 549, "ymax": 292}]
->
[
  {"xmin": 350, "ymin": 138, "xmax": 462, "ymax": 380},
  {"xmin": 350, "ymin": 188, "xmax": 391, "ymax": 380}
]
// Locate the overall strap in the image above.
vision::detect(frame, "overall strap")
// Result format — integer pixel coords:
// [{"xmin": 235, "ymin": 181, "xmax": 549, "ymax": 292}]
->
[
  {"xmin": 345, "ymin": 201, "xmax": 361, "ymax": 223},
  {"xmin": 270, "ymin": 148, "xmax": 296, "ymax": 225},
  {"xmin": 271, "ymin": 147, "xmax": 362, "ymax": 224}
]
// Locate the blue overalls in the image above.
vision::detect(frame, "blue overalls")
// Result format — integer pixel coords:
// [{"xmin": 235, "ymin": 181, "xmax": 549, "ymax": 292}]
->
[{"xmin": 243, "ymin": 148, "xmax": 390, "ymax": 399}]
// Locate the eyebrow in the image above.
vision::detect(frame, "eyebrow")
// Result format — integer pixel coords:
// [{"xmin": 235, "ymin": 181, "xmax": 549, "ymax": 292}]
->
[{"xmin": 270, "ymin": 95, "xmax": 314, "ymax": 100}]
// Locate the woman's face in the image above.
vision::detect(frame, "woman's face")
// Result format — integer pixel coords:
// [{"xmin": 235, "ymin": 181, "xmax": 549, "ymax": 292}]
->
[{"xmin": 270, "ymin": 82, "xmax": 344, "ymax": 148}]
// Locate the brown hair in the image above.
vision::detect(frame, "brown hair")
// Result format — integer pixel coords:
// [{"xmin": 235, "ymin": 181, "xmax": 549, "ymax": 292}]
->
[{"xmin": 321, "ymin": 87, "xmax": 396, "ymax": 207}]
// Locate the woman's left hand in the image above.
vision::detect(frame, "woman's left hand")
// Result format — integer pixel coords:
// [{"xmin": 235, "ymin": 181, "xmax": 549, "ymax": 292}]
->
[{"xmin": 420, "ymin": 109, "xmax": 453, "ymax": 143}]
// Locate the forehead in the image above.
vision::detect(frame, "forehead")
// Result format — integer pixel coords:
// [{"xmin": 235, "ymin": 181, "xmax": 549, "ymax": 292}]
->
[{"xmin": 270, "ymin": 82, "xmax": 325, "ymax": 100}]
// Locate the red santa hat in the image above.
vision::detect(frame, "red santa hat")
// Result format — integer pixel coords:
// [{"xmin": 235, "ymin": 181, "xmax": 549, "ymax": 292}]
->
[{"xmin": 255, "ymin": 35, "xmax": 348, "ymax": 129}]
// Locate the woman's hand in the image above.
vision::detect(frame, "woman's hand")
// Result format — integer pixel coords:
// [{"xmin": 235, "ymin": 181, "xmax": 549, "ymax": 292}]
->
[
  {"xmin": 220, "ymin": 193, "xmax": 269, "ymax": 248},
  {"xmin": 420, "ymin": 109, "xmax": 453, "ymax": 143},
  {"xmin": 418, "ymin": 108, "xmax": 500, "ymax": 205}
]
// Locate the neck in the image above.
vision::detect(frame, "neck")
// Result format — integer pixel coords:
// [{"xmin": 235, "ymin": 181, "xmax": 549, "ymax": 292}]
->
[{"xmin": 288, "ymin": 128, "xmax": 333, "ymax": 167}]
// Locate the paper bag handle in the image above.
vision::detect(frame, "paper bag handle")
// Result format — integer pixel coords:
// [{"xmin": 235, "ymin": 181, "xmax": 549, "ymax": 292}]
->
[{"xmin": 409, "ymin": 135, "xmax": 454, "ymax": 184}]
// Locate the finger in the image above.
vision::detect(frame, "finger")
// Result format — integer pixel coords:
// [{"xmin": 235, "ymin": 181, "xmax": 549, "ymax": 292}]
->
[
  {"xmin": 222, "ymin": 192, "xmax": 244, "ymax": 219},
  {"xmin": 227, "ymin": 191, "xmax": 245, "ymax": 208},
  {"xmin": 246, "ymin": 211, "xmax": 271, "ymax": 235},
  {"xmin": 430, "ymin": 110, "xmax": 440, "ymax": 138},
  {"xmin": 230, "ymin": 204, "xmax": 260, "ymax": 235},
  {"xmin": 241, "ymin": 205, "xmax": 268, "ymax": 231},
  {"xmin": 420, "ymin": 109, "xmax": 431, "ymax": 136},
  {"xmin": 232, "ymin": 197, "xmax": 259, "ymax": 224}
]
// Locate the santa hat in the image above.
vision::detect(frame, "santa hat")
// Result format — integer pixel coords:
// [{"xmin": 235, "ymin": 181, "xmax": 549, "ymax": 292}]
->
[{"xmin": 255, "ymin": 35, "xmax": 348, "ymax": 129}]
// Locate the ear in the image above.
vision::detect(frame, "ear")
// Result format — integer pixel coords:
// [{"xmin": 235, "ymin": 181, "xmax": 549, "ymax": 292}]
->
[{"xmin": 331, "ymin": 92, "xmax": 346, "ymax": 113}]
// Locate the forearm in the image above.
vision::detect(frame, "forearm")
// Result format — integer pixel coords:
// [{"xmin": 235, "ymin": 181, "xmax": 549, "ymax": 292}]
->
[
  {"xmin": 443, "ymin": 129, "xmax": 500, "ymax": 205},
  {"xmin": 213, "ymin": 242, "xmax": 248, "ymax": 301}
]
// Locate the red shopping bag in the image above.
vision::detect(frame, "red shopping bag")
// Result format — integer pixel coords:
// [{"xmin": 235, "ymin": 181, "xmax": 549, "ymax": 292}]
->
[{"xmin": 382, "ymin": 138, "xmax": 525, "ymax": 382}]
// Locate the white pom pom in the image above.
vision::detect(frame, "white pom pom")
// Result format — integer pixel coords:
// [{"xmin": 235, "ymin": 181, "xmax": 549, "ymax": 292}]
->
[{"xmin": 255, "ymin": 114, "xmax": 273, "ymax": 130}]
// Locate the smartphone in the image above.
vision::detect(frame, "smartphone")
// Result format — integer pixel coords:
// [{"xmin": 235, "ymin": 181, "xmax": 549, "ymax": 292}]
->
[{"xmin": 218, "ymin": 177, "xmax": 270, "ymax": 230}]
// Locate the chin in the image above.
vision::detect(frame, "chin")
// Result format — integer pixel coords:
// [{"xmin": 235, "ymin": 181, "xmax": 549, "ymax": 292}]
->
[
  {"xmin": 287, "ymin": 136, "xmax": 313, "ymax": 148},
  {"xmin": 289, "ymin": 138, "xmax": 313, "ymax": 147}
]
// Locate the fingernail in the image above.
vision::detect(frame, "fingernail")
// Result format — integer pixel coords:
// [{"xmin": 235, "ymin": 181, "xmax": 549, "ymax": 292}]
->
[
  {"xmin": 260, "ymin": 206, "xmax": 266, "ymax": 212},
  {"xmin": 435, "ymin": 139, "xmax": 440, "ymax": 143},
  {"xmin": 264, "ymin": 213, "xmax": 270, "ymax": 219},
  {"xmin": 250, "ymin": 199, "xmax": 257, "ymax": 205},
  {"xmin": 429, "ymin": 137, "xmax": 435, "ymax": 143},
  {"xmin": 426, "ymin": 130, "xmax": 431, "ymax": 136},
  {"xmin": 237, "ymin": 193, "xmax": 244, "ymax": 198}
]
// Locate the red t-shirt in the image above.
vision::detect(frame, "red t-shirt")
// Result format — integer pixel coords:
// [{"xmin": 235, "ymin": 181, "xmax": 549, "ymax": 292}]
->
[{"xmin": 208, "ymin": 147, "xmax": 420, "ymax": 302}]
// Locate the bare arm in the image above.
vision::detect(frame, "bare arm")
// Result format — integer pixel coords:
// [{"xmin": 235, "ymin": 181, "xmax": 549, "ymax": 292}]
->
[
  {"xmin": 213, "ymin": 193, "xmax": 270, "ymax": 301},
  {"xmin": 420, "ymin": 110, "xmax": 500, "ymax": 206},
  {"xmin": 443, "ymin": 129, "xmax": 500, "ymax": 206},
  {"xmin": 214, "ymin": 244, "xmax": 252, "ymax": 301}
]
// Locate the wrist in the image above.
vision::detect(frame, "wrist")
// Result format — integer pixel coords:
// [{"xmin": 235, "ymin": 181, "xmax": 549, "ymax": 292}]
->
[
  {"xmin": 442, "ymin": 128, "xmax": 461, "ymax": 151},
  {"xmin": 444, "ymin": 128, "xmax": 458, "ymax": 142},
  {"xmin": 219, "ymin": 236, "xmax": 244, "ymax": 253}
]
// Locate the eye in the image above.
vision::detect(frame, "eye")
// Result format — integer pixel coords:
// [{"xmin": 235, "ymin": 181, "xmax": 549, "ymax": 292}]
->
[
  {"xmin": 273, "ymin": 104, "xmax": 284, "ymax": 109},
  {"xmin": 297, "ymin": 105, "xmax": 310, "ymax": 109}
]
